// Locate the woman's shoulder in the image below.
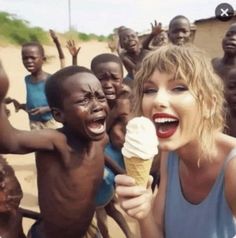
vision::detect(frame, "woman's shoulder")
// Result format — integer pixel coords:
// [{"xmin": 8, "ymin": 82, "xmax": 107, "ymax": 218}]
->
[{"xmin": 218, "ymin": 132, "xmax": 236, "ymax": 148}]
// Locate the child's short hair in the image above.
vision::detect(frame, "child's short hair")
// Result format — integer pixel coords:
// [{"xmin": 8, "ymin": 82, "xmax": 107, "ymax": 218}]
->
[
  {"xmin": 169, "ymin": 15, "xmax": 190, "ymax": 29},
  {"xmin": 91, "ymin": 53, "xmax": 123, "ymax": 75},
  {"xmin": 0, "ymin": 155, "xmax": 15, "ymax": 177},
  {"xmin": 21, "ymin": 42, "xmax": 45, "ymax": 57},
  {"xmin": 45, "ymin": 66, "xmax": 92, "ymax": 109}
]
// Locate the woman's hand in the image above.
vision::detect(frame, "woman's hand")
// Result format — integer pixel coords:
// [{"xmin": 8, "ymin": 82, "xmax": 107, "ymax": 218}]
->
[{"xmin": 115, "ymin": 174, "xmax": 154, "ymax": 220}]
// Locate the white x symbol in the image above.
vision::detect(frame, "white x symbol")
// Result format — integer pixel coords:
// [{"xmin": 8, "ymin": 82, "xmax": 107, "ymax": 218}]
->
[{"xmin": 221, "ymin": 8, "xmax": 229, "ymax": 16}]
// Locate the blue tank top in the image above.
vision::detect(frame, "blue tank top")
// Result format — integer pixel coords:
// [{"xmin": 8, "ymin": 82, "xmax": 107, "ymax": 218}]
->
[
  {"xmin": 25, "ymin": 75, "xmax": 52, "ymax": 122},
  {"xmin": 165, "ymin": 149, "xmax": 236, "ymax": 238}
]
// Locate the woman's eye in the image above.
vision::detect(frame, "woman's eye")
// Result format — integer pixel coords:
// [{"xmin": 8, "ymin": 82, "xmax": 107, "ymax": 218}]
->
[
  {"xmin": 143, "ymin": 88, "xmax": 157, "ymax": 94},
  {"xmin": 172, "ymin": 85, "xmax": 188, "ymax": 92}
]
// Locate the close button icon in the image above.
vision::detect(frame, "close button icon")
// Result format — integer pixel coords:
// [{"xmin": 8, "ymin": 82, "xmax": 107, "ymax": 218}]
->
[{"xmin": 215, "ymin": 3, "xmax": 234, "ymax": 21}]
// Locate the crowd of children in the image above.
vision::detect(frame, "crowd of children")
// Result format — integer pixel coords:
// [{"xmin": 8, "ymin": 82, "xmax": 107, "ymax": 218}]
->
[{"xmin": 0, "ymin": 13, "xmax": 235, "ymax": 238}]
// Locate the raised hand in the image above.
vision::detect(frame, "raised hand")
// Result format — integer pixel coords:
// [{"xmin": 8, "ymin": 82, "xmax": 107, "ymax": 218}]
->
[
  {"xmin": 151, "ymin": 20, "xmax": 162, "ymax": 36},
  {"xmin": 66, "ymin": 40, "xmax": 81, "ymax": 66},
  {"xmin": 66, "ymin": 40, "xmax": 81, "ymax": 57},
  {"xmin": 49, "ymin": 29, "xmax": 58, "ymax": 42}
]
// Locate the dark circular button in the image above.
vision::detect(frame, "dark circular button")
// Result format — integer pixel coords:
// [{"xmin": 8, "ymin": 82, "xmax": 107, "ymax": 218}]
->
[{"xmin": 215, "ymin": 3, "xmax": 234, "ymax": 21}]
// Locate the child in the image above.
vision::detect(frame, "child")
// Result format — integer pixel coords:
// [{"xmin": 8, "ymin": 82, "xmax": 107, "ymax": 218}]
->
[
  {"xmin": 12, "ymin": 42, "xmax": 58, "ymax": 130},
  {"xmin": 0, "ymin": 155, "xmax": 25, "ymax": 238},
  {"xmin": 0, "ymin": 154, "xmax": 42, "ymax": 238},
  {"xmin": 168, "ymin": 15, "xmax": 192, "ymax": 46},
  {"xmin": 28, "ymin": 66, "xmax": 109, "ymax": 238},
  {"xmin": 118, "ymin": 24, "xmax": 162, "ymax": 80},
  {"xmin": 95, "ymin": 96, "xmax": 134, "ymax": 238},
  {"xmin": 91, "ymin": 53, "xmax": 129, "ymax": 107},
  {"xmin": 225, "ymin": 68, "xmax": 236, "ymax": 137},
  {"xmin": 115, "ymin": 45, "xmax": 236, "ymax": 238},
  {"xmin": 0, "ymin": 60, "xmax": 70, "ymax": 163},
  {"xmin": 212, "ymin": 23, "xmax": 236, "ymax": 82}
]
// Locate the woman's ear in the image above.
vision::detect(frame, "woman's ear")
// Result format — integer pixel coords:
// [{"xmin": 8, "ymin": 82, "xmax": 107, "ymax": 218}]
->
[{"xmin": 51, "ymin": 107, "xmax": 65, "ymax": 123}]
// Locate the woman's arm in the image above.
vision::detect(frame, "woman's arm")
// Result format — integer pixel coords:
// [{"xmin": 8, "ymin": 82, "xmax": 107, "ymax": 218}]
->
[{"xmin": 225, "ymin": 155, "xmax": 236, "ymax": 217}]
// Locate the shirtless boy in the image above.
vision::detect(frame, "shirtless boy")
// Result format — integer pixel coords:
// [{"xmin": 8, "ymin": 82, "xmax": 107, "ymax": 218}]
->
[{"xmin": 30, "ymin": 66, "xmax": 109, "ymax": 238}]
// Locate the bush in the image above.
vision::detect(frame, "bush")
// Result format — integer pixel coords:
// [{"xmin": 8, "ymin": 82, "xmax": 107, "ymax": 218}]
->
[{"xmin": 0, "ymin": 11, "xmax": 109, "ymax": 45}]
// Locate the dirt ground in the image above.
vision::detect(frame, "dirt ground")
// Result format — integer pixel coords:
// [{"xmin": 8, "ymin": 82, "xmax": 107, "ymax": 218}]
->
[{"xmin": 0, "ymin": 42, "xmax": 140, "ymax": 237}]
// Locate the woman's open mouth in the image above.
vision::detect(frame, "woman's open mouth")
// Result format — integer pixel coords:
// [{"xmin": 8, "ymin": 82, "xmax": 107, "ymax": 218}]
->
[{"xmin": 153, "ymin": 114, "xmax": 179, "ymax": 139}]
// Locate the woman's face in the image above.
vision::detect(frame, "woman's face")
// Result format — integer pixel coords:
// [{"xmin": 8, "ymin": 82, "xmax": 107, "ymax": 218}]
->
[{"xmin": 141, "ymin": 69, "xmax": 201, "ymax": 151}]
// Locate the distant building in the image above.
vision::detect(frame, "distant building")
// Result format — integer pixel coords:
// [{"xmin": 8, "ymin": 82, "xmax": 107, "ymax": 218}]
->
[{"xmin": 193, "ymin": 14, "xmax": 236, "ymax": 58}]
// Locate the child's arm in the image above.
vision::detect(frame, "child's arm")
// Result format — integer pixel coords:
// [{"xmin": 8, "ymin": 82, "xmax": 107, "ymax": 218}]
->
[
  {"xmin": 0, "ymin": 61, "xmax": 70, "ymax": 166},
  {"xmin": 49, "ymin": 29, "xmax": 66, "ymax": 68},
  {"xmin": 18, "ymin": 207, "xmax": 41, "ymax": 220},
  {"xmin": 105, "ymin": 154, "xmax": 126, "ymax": 175},
  {"xmin": 8, "ymin": 98, "xmax": 26, "ymax": 112},
  {"xmin": 120, "ymin": 53, "xmax": 136, "ymax": 77},
  {"xmin": 29, "ymin": 106, "xmax": 51, "ymax": 115},
  {"xmin": 66, "ymin": 40, "xmax": 81, "ymax": 66},
  {"xmin": 142, "ymin": 20, "xmax": 162, "ymax": 50}
]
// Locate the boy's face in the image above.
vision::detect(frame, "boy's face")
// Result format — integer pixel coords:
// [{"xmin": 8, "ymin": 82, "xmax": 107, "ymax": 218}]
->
[
  {"xmin": 0, "ymin": 165, "xmax": 23, "ymax": 212},
  {"xmin": 59, "ymin": 72, "xmax": 109, "ymax": 141},
  {"xmin": 222, "ymin": 24, "xmax": 236, "ymax": 56},
  {"xmin": 110, "ymin": 98, "xmax": 131, "ymax": 149},
  {"xmin": 119, "ymin": 29, "xmax": 140, "ymax": 53},
  {"xmin": 93, "ymin": 61, "xmax": 123, "ymax": 101},
  {"xmin": 21, "ymin": 46, "xmax": 44, "ymax": 73},
  {"xmin": 168, "ymin": 18, "xmax": 191, "ymax": 45}
]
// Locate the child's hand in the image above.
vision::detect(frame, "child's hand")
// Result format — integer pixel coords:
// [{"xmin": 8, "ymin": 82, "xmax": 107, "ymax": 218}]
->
[
  {"xmin": 49, "ymin": 29, "xmax": 58, "ymax": 42},
  {"xmin": 12, "ymin": 100, "xmax": 25, "ymax": 112},
  {"xmin": 29, "ymin": 106, "xmax": 49, "ymax": 115},
  {"xmin": 3, "ymin": 97, "xmax": 13, "ymax": 104},
  {"xmin": 66, "ymin": 40, "xmax": 81, "ymax": 57},
  {"xmin": 151, "ymin": 20, "xmax": 162, "ymax": 36},
  {"xmin": 115, "ymin": 175, "xmax": 154, "ymax": 220}
]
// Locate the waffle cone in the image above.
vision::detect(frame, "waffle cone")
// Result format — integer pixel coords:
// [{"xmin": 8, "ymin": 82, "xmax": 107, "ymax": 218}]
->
[{"xmin": 124, "ymin": 156, "xmax": 152, "ymax": 187}]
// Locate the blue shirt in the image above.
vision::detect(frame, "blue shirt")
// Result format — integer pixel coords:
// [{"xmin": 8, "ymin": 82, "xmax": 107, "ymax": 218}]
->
[
  {"xmin": 165, "ymin": 150, "xmax": 236, "ymax": 238},
  {"xmin": 95, "ymin": 143, "xmax": 125, "ymax": 207},
  {"xmin": 25, "ymin": 75, "xmax": 52, "ymax": 122}
]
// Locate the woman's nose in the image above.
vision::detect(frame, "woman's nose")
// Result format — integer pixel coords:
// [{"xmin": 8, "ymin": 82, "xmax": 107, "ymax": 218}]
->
[{"xmin": 153, "ymin": 89, "xmax": 169, "ymax": 109}]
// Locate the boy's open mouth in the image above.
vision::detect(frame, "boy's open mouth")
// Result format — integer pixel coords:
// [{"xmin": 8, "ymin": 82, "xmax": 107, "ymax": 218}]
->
[{"xmin": 87, "ymin": 116, "xmax": 106, "ymax": 135}]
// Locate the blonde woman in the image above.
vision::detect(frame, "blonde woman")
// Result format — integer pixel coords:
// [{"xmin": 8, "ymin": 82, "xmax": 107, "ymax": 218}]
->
[{"xmin": 115, "ymin": 45, "xmax": 236, "ymax": 238}]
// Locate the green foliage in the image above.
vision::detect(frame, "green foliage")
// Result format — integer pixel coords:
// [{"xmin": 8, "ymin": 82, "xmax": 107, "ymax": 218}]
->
[
  {"xmin": 0, "ymin": 11, "xmax": 109, "ymax": 45},
  {"xmin": 0, "ymin": 11, "xmax": 50, "ymax": 45}
]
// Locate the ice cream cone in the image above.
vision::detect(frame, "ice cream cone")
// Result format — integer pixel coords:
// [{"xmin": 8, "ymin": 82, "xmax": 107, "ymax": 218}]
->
[{"xmin": 124, "ymin": 156, "xmax": 153, "ymax": 187}]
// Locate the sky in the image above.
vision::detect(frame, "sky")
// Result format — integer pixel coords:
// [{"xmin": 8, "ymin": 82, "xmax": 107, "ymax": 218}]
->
[{"xmin": 0, "ymin": 0, "xmax": 236, "ymax": 36}]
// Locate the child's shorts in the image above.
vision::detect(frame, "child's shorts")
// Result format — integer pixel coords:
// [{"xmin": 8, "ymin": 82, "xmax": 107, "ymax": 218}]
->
[{"xmin": 27, "ymin": 218, "xmax": 102, "ymax": 238}]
